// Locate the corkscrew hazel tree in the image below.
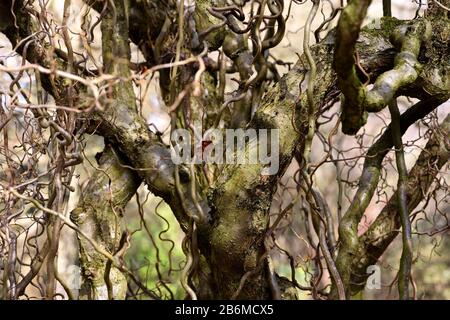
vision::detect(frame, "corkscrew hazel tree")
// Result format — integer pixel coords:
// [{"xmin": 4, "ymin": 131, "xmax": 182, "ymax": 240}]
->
[{"xmin": 0, "ymin": 0, "xmax": 448, "ymax": 300}]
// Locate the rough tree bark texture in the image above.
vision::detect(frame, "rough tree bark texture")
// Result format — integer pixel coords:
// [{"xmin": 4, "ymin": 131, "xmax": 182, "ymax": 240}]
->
[
  {"xmin": 71, "ymin": 146, "xmax": 140, "ymax": 299},
  {"xmin": 345, "ymin": 113, "xmax": 450, "ymax": 297}
]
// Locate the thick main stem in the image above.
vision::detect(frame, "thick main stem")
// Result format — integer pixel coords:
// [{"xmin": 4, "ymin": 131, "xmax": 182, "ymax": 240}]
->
[{"xmin": 71, "ymin": 146, "xmax": 140, "ymax": 299}]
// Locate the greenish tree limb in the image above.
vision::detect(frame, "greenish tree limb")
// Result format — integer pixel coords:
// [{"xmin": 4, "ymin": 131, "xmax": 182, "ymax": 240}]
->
[
  {"xmin": 205, "ymin": 42, "xmax": 336, "ymax": 299},
  {"xmin": 333, "ymin": 0, "xmax": 372, "ymax": 135},
  {"xmin": 204, "ymin": 26, "xmax": 400, "ymax": 298},
  {"xmin": 205, "ymin": 20, "xmax": 425, "ymax": 298},
  {"xmin": 71, "ymin": 145, "xmax": 140, "ymax": 299},
  {"xmin": 388, "ymin": 99, "xmax": 412, "ymax": 300},
  {"xmin": 331, "ymin": 96, "xmax": 448, "ymax": 298},
  {"xmin": 346, "ymin": 111, "xmax": 450, "ymax": 297},
  {"xmin": 335, "ymin": 1, "xmax": 433, "ymax": 135},
  {"xmin": 365, "ymin": 20, "xmax": 431, "ymax": 112}
]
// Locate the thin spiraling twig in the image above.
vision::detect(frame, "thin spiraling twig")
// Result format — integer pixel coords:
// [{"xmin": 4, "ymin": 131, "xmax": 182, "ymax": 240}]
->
[{"xmin": 388, "ymin": 99, "xmax": 413, "ymax": 300}]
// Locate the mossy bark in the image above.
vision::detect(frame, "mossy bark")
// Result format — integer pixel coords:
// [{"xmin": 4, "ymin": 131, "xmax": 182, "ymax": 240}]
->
[
  {"xmin": 331, "ymin": 113, "xmax": 449, "ymax": 298},
  {"xmin": 204, "ymin": 22, "xmax": 407, "ymax": 298},
  {"xmin": 330, "ymin": 7, "xmax": 449, "ymax": 298},
  {"xmin": 71, "ymin": 146, "xmax": 140, "ymax": 299}
]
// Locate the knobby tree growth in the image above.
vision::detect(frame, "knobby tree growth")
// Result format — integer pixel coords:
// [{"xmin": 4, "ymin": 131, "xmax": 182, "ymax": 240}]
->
[{"xmin": 0, "ymin": 0, "xmax": 449, "ymax": 300}]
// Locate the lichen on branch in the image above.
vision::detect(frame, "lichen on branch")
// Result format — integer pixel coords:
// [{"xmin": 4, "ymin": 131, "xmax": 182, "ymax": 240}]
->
[
  {"xmin": 71, "ymin": 146, "xmax": 140, "ymax": 299},
  {"xmin": 333, "ymin": 0, "xmax": 372, "ymax": 135},
  {"xmin": 365, "ymin": 20, "xmax": 431, "ymax": 112},
  {"xmin": 334, "ymin": 0, "xmax": 432, "ymax": 134}
]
